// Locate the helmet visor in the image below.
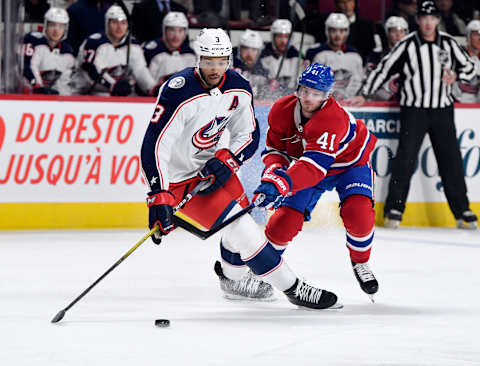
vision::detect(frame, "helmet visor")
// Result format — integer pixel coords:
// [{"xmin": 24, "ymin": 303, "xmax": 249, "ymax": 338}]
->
[
  {"xmin": 297, "ymin": 86, "xmax": 328, "ymax": 100},
  {"xmin": 198, "ymin": 58, "xmax": 230, "ymax": 69}
]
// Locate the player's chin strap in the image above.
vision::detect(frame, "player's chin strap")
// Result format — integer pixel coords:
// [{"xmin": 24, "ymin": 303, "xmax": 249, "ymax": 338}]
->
[{"xmin": 173, "ymin": 194, "xmax": 265, "ymax": 240}]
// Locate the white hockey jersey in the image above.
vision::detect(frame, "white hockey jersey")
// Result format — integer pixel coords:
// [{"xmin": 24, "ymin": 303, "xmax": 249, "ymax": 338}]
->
[
  {"xmin": 306, "ymin": 44, "xmax": 365, "ymax": 100},
  {"xmin": 143, "ymin": 38, "xmax": 196, "ymax": 85},
  {"xmin": 260, "ymin": 42, "xmax": 300, "ymax": 89},
  {"xmin": 75, "ymin": 32, "xmax": 155, "ymax": 96},
  {"xmin": 453, "ymin": 51, "xmax": 480, "ymax": 103},
  {"xmin": 141, "ymin": 67, "xmax": 259, "ymax": 192},
  {"xmin": 22, "ymin": 32, "xmax": 75, "ymax": 95}
]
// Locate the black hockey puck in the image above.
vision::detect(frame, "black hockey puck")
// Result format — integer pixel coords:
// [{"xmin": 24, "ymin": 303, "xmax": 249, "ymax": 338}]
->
[{"xmin": 154, "ymin": 319, "xmax": 170, "ymax": 327}]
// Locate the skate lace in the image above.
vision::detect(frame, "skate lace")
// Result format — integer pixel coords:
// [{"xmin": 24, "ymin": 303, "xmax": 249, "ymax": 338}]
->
[
  {"xmin": 295, "ymin": 279, "xmax": 323, "ymax": 304},
  {"xmin": 355, "ymin": 263, "xmax": 375, "ymax": 282},
  {"xmin": 234, "ymin": 272, "xmax": 261, "ymax": 295}
]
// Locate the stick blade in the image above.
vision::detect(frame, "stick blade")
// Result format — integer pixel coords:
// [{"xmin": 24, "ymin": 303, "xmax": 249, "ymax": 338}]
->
[{"xmin": 51, "ymin": 309, "xmax": 66, "ymax": 323}]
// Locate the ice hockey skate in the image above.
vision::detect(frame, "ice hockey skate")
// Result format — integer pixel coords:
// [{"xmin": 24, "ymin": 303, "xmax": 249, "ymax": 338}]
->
[
  {"xmin": 384, "ymin": 209, "xmax": 402, "ymax": 229},
  {"xmin": 456, "ymin": 210, "xmax": 478, "ymax": 230},
  {"xmin": 283, "ymin": 279, "xmax": 342, "ymax": 309},
  {"xmin": 351, "ymin": 261, "xmax": 378, "ymax": 302},
  {"xmin": 214, "ymin": 261, "xmax": 275, "ymax": 301}
]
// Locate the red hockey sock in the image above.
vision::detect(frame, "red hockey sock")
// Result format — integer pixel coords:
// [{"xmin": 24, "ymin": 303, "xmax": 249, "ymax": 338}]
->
[
  {"xmin": 340, "ymin": 195, "xmax": 375, "ymax": 263},
  {"xmin": 265, "ymin": 206, "xmax": 304, "ymax": 246}
]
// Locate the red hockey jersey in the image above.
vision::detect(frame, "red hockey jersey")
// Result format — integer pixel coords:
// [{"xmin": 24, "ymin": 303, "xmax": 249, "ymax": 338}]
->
[{"xmin": 262, "ymin": 94, "xmax": 377, "ymax": 192}]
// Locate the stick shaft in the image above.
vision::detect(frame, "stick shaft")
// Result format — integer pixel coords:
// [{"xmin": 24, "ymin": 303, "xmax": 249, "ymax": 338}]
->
[
  {"xmin": 63, "ymin": 227, "xmax": 157, "ymax": 312},
  {"xmin": 57, "ymin": 182, "xmax": 208, "ymax": 315},
  {"xmin": 174, "ymin": 194, "xmax": 264, "ymax": 240}
]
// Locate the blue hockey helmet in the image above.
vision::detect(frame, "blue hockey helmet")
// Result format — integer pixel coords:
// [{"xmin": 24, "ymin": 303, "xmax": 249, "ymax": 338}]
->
[{"xmin": 298, "ymin": 63, "xmax": 335, "ymax": 94}]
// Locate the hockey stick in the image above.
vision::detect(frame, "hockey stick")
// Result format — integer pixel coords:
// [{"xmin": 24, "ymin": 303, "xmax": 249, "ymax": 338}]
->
[
  {"xmin": 174, "ymin": 194, "xmax": 265, "ymax": 240},
  {"xmin": 295, "ymin": 22, "xmax": 306, "ymax": 78},
  {"xmin": 274, "ymin": 0, "xmax": 306, "ymax": 81},
  {"xmin": 50, "ymin": 181, "xmax": 209, "ymax": 323},
  {"xmin": 274, "ymin": 30, "xmax": 294, "ymax": 81}
]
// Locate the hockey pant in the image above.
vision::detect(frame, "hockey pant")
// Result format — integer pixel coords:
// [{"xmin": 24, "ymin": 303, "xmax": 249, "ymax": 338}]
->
[
  {"xmin": 170, "ymin": 175, "xmax": 297, "ymax": 291},
  {"xmin": 266, "ymin": 163, "xmax": 376, "ymax": 264}
]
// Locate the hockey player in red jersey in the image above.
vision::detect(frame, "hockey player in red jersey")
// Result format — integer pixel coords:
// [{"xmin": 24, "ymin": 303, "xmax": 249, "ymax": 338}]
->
[
  {"xmin": 253, "ymin": 63, "xmax": 379, "ymax": 300},
  {"xmin": 141, "ymin": 30, "xmax": 341, "ymax": 310}
]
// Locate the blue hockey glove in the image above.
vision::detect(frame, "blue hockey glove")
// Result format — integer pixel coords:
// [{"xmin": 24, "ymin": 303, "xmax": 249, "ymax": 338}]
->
[
  {"xmin": 111, "ymin": 78, "xmax": 132, "ymax": 96},
  {"xmin": 198, "ymin": 149, "xmax": 241, "ymax": 196},
  {"xmin": 146, "ymin": 190, "xmax": 176, "ymax": 244},
  {"xmin": 253, "ymin": 164, "xmax": 292, "ymax": 209}
]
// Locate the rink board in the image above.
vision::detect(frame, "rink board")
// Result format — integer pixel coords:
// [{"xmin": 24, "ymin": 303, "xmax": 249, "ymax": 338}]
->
[{"xmin": 0, "ymin": 95, "xmax": 479, "ymax": 229}]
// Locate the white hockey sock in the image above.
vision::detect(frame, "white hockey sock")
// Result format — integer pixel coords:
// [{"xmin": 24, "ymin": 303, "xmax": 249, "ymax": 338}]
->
[
  {"xmin": 221, "ymin": 261, "xmax": 248, "ymax": 281},
  {"xmin": 259, "ymin": 259, "xmax": 296, "ymax": 291}
]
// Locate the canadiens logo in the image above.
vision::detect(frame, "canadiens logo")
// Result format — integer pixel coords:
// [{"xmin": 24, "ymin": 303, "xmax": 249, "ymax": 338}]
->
[{"xmin": 192, "ymin": 116, "xmax": 230, "ymax": 149}]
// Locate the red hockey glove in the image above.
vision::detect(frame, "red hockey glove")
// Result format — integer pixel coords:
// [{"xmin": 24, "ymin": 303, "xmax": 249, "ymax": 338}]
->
[
  {"xmin": 146, "ymin": 190, "xmax": 176, "ymax": 244},
  {"xmin": 198, "ymin": 149, "xmax": 241, "ymax": 196}
]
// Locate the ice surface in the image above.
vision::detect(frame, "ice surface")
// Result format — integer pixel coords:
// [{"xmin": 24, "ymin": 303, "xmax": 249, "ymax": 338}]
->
[{"xmin": 1, "ymin": 226, "xmax": 479, "ymax": 365}]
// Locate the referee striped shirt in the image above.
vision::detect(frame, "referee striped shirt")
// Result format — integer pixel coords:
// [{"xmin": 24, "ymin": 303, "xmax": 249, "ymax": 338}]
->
[{"xmin": 362, "ymin": 31, "xmax": 477, "ymax": 108}]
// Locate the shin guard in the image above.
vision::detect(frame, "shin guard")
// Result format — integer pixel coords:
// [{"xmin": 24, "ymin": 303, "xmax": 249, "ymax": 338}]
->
[
  {"xmin": 265, "ymin": 206, "xmax": 304, "ymax": 252},
  {"xmin": 340, "ymin": 195, "xmax": 375, "ymax": 263}
]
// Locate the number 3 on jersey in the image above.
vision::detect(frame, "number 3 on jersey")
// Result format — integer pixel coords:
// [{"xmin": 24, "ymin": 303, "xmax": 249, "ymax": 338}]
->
[
  {"xmin": 316, "ymin": 132, "xmax": 336, "ymax": 151},
  {"xmin": 151, "ymin": 104, "xmax": 165, "ymax": 123}
]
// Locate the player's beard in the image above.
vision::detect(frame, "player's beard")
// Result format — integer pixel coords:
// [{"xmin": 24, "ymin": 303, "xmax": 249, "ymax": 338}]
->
[
  {"xmin": 205, "ymin": 73, "xmax": 221, "ymax": 86},
  {"xmin": 201, "ymin": 69, "xmax": 226, "ymax": 87}
]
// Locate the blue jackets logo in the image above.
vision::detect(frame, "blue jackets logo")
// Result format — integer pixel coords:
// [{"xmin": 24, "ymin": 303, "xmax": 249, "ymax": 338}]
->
[{"xmin": 192, "ymin": 116, "xmax": 229, "ymax": 149}]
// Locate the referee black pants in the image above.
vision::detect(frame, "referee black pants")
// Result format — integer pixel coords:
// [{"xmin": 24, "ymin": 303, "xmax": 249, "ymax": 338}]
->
[{"xmin": 384, "ymin": 105, "xmax": 470, "ymax": 219}]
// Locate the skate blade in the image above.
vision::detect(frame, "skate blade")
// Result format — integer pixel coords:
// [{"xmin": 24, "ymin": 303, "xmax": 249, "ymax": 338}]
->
[
  {"xmin": 384, "ymin": 219, "xmax": 400, "ymax": 229},
  {"xmin": 368, "ymin": 294, "xmax": 375, "ymax": 303},
  {"xmin": 223, "ymin": 293, "xmax": 277, "ymax": 302},
  {"xmin": 456, "ymin": 221, "xmax": 477, "ymax": 230},
  {"xmin": 296, "ymin": 302, "xmax": 344, "ymax": 311}
]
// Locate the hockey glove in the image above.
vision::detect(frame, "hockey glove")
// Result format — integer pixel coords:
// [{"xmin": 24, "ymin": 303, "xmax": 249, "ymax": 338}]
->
[
  {"xmin": 146, "ymin": 190, "xmax": 176, "ymax": 244},
  {"xmin": 32, "ymin": 86, "xmax": 59, "ymax": 95},
  {"xmin": 198, "ymin": 149, "xmax": 241, "ymax": 196},
  {"xmin": 253, "ymin": 164, "xmax": 292, "ymax": 209},
  {"xmin": 111, "ymin": 78, "xmax": 132, "ymax": 96}
]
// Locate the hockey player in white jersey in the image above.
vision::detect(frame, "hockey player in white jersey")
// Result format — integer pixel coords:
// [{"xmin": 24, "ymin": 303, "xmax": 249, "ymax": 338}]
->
[
  {"xmin": 260, "ymin": 19, "xmax": 299, "ymax": 91},
  {"xmin": 453, "ymin": 20, "xmax": 480, "ymax": 103},
  {"xmin": 143, "ymin": 12, "xmax": 196, "ymax": 88},
  {"xmin": 140, "ymin": 28, "xmax": 340, "ymax": 310},
  {"xmin": 75, "ymin": 5, "xmax": 156, "ymax": 96},
  {"xmin": 305, "ymin": 13, "xmax": 364, "ymax": 101},
  {"xmin": 232, "ymin": 29, "xmax": 269, "ymax": 98},
  {"xmin": 22, "ymin": 7, "xmax": 75, "ymax": 95}
]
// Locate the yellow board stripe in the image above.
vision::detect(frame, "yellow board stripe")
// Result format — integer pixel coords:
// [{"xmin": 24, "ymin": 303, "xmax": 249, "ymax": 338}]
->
[
  {"xmin": 0, "ymin": 201, "xmax": 478, "ymax": 230},
  {"xmin": 0, "ymin": 202, "xmax": 147, "ymax": 230},
  {"xmin": 375, "ymin": 202, "xmax": 480, "ymax": 227}
]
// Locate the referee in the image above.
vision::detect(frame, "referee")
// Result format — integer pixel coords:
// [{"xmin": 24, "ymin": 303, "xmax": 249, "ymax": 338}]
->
[{"xmin": 348, "ymin": 0, "xmax": 478, "ymax": 229}]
